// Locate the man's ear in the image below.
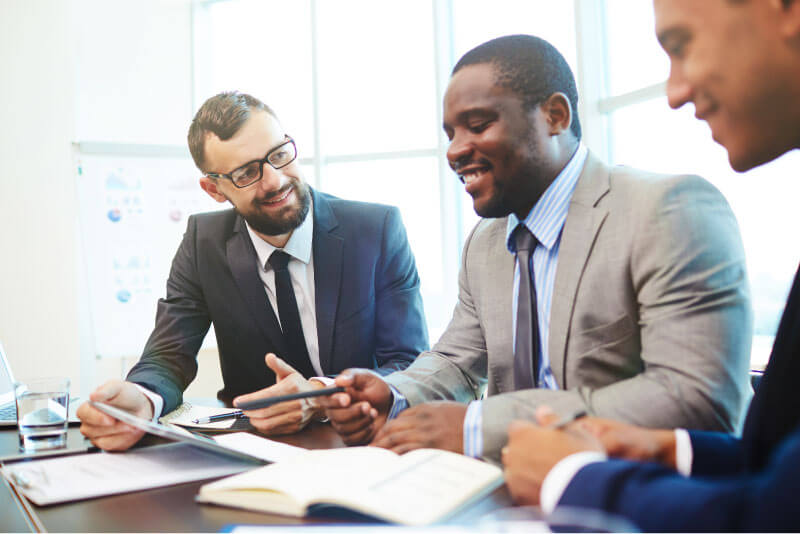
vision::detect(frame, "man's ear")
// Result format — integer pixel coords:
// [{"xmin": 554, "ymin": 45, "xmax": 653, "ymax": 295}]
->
[
  {"xmin": 541, "ymin": 93, "xmax": 573, "ymax": 136},
  {"xmin": 199, "ymin": 177, "xmax": 229, "ymax": 203}
]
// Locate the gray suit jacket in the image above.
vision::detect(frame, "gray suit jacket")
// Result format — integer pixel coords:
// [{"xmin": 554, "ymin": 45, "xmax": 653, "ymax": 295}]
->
[{"xmin": 385, "ymin": 153, "xmax": 753, "ymax": 460}]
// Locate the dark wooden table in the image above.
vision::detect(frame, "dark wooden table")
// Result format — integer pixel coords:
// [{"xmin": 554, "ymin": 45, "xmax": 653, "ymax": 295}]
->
[{"xmin": 0, "ymin": 421, "xmax": 512, "ymax": 532}]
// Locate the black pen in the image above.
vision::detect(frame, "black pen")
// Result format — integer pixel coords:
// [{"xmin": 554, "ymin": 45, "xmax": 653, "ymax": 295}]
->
[
  {"xmin": 547, "ymin": 409, "xmax": 588, "ymax": 429},
  {"xmin": 192, "ymin": 410, "xmax": 244, "ymax": 424},
  {"xmin": 235, "ymin": 386, "xmax": 346, "ymax": 411}
]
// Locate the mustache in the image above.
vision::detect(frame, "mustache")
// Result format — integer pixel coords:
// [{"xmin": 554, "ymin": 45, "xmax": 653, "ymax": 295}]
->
[
  {"xmin": 451, "ymin": 157, "xmax": 491, "ymax": 174},
  {"xmin": 254, "ymin": 182, "xmax": 296, "ymax": 204}
]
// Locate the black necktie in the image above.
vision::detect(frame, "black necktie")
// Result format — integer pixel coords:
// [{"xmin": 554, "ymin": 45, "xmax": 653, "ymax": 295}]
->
[
  {"xmin": 513, "ymin": 225, "xmax": 540, "ymax": 390},
  {"xmin": 267, "ymin": 250, "xmax": 316, "ymax": 379}
]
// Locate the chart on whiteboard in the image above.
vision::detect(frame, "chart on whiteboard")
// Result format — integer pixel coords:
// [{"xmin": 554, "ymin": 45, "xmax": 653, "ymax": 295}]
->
[{"xmin": 75, "ymin": 152, "xmax": 226, "ymax": 359}]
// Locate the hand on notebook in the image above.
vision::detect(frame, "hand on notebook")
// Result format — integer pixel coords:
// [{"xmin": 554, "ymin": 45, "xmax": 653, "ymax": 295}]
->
[
  {"xmin": 321, "ymin": 369, "xmax": 392, "ymax": 445},
  {"xmin": 77, "ymin": 379, "xmax": 154, "ymax": 451},
  {"xmin": 233, "ymin": 353, "xmax": 324, "ymax": 435},
  {"xmin": 502, "ymin": 406, "xmax": 603, "ymax": 506},
  {"xmin": 370, "ymin": 401, "xmax": 466, "ymax": 454}
]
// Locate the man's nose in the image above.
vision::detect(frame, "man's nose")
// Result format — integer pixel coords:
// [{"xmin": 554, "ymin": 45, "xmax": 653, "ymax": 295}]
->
[
  {"xmin": 666, "ymin": 63, "xmax": 692, "ymax": 110},
  {"xmin": 446, "ymin": 133, "xmax": 473, "ymax": 171},
  {"xmin": 258, "ymin": 163, "xmax": 285, "ymax": 192}
]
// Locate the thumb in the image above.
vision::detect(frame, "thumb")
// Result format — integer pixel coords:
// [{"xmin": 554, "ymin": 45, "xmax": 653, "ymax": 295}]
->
[
  {"xmin": 350, "ymin": 370, "xmax": 379, "ymax": 391},
  {"xmin": 90, "ymin": 379, "xmax": 125, "ymax": 403},
  {"xmin": 535, "ymin": 405, "xmax": 559, "ymax": 426},
  {"xmin": 266, "ymin": 353, "xmax": 298, "ymax": 380}
]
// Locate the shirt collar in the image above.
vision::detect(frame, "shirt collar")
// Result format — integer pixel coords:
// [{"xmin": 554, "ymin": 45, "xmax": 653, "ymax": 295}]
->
[
  {"xmin": 506, "ymin": 143, "xmax": 588, "ymax": 253},
  {"xmin": 246, "ymin": 196, "xmax": 314, "ymax": 270}
]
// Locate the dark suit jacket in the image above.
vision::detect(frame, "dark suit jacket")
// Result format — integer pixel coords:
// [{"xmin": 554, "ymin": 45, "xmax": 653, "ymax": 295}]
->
[
  {"xmin": 558, "ymin": 264, "xmax": 800, "ymax": 531},
  {"xmin": 127, "ymin": 190, "xmax": 429, "ymax": 414}
]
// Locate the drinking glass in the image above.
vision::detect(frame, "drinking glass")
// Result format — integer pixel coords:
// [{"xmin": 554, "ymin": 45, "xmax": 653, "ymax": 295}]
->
[{"xmin": 15, "ymin": 377, "xmax": 70, "ymax": 451}]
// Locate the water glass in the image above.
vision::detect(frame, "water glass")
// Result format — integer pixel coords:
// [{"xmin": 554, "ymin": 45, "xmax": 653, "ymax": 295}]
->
[{"xmin": 15, "ymin": 377, "xmax": 70, "ymax": 451}]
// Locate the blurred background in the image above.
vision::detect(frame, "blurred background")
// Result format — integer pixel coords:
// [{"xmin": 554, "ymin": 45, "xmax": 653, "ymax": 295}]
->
[{"xmin": 1, "ymin": 0, "xmax": 796, "ymax": 402}]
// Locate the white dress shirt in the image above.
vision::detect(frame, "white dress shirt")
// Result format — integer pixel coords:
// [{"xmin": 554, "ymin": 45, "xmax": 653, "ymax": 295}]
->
[{"xmin": 245, "ymin": 203, "xmax": 322, "ymax": 376}]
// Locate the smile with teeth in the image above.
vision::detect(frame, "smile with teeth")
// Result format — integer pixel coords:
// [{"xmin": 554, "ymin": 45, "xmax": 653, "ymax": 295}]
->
[
  {"xmin": 459, "ymin": 166, "xmax": 490, "ymax": 184},
  {"xmin": 262, "ymin": 186, "xmax": 293, "ymax": 205}
]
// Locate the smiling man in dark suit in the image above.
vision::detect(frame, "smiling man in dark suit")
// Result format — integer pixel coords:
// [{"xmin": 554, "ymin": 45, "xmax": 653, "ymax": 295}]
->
[
  {"xmin": 501, "ymin": 0, "xmax": 800, "ymax": 530},
  {"xmin": 77, "ymin": 92, "xmax": 428, "ymax": 450}
]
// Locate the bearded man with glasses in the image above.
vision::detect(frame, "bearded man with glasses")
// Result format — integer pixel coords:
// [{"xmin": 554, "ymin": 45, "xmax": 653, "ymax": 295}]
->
[{"xmin": 77, "ymin": 92, "xmax": 428, "ymax": 451}]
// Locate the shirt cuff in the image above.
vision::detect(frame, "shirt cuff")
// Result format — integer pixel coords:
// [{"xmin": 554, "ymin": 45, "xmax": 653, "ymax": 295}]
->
[
  {"xmin": 674, "ymin": 428, "xmax": 692, "ymax": 476},
  {"xmin": 133, "ymin": 383, "xmax": 164, "ymax": 422},
  {"xmin": 387, "ymin": 385, "xmax": 408, "ymax": 420},
  {"xmin": 540, "ymin": 451, "xmax": 608, "ymax": 514},
  {"xmin": 462, "ymin": 400, "xmax": 483, "ymax": 458}
]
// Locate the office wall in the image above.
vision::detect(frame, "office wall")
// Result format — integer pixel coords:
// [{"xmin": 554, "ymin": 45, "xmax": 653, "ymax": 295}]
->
[
  {"xmin": 0, "ymin": 0, "xmax": 79, "ymax": 388},
  {"xmin": 0, "ymin": 0, "xmax": 198, "ymax": 399}
]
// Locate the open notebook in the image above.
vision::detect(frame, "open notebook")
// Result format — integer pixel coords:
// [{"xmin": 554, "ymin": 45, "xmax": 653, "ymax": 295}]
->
[{"xmin": 197, "ymin": 446, "xmax": 504, "ymax": 526}]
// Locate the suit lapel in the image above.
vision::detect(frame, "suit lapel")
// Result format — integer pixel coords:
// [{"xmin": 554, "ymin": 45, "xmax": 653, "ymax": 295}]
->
[
  {"xmin": 311, "ymin": 191, "xmax": 343, "ymax": 374},
  {"xmin": 226, "ymin": 216, "xmax": 288, "ymax": 357},
  {"xmin": 486, "ymin": 221, "xmax": 516, "ymax": 394},
  {"xmin": 549, "ymin": 153, "xmax": 610, "ymax": 387}
]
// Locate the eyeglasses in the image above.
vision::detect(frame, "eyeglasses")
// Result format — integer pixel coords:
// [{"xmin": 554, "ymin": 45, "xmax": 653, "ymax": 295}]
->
[{"xmin": 204, "ymin": 135, "xmax": 297, "ymax": 188}]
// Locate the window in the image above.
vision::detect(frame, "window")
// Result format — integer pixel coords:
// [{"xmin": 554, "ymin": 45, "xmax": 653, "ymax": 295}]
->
[
  {"xmin": 596, "ymin": 0, "xmax": 800, "ymax": 369},
  {"xmin": 193, "ymin": 0, "xmax": 577, "ymax": 338}
]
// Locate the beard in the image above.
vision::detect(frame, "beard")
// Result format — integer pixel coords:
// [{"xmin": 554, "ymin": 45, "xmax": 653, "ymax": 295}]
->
[
  {"xmin": 239, "ymin": 178, "xmax": 312, "ymax": 236},
  {"xmin": 476, "ymin": 133, "xmax": 552, "ymax": 219}
]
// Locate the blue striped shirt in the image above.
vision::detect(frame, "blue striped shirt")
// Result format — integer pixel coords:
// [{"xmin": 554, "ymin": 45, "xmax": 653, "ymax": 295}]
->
[{"xmin": 463, "ymin": 144, "xmax": 588, "ymax": 457}]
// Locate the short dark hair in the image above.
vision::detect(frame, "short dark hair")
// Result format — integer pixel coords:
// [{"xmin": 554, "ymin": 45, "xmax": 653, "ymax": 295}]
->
[
  {"xmin": 187, "ymin": 91, "xmax": 276, "ymax": 171},
  {"xmin": 453, "ymin": 34, "xmax": 581, "ymax": 140}
]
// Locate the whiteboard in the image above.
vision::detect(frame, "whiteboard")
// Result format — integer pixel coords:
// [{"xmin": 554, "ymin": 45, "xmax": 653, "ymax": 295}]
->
[{"xmin": 75, "ymin": 148, "xmax": 226, "ymax": 359}]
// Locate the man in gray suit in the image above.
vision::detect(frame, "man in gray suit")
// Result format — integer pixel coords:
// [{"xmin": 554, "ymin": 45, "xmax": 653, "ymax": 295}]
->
[{"xmin": 322, "ymin": 34, "xmax": 752, "ymax": 461}]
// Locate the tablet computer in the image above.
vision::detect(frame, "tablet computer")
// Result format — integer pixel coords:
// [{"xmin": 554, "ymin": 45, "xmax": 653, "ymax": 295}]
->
[{"xmin": 90, "ymin": 401, "xmax": 267, "ymax": 465}]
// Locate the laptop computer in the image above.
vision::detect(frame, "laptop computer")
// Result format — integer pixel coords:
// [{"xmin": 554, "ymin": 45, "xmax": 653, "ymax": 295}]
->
[{"xmin": 0, "ymin": 340, "xmax": 81, "ymax": 427}]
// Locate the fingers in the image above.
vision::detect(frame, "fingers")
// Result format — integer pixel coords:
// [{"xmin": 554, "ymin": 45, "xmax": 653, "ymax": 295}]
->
[
  {"xmin": 333, "ymin": 369, "xmax": 389, "ymax": 402},
  {"xmin": 86, "ymin": 425, "xmax": 146, "ymax": 451},
  {"xmin": 339, "ymin": 421, "xmax": 381, "ymax": 446},
  {"xmin": 89, "ymin": 379, "xmax": 126, "ymax": 404},
  {"xmin": 234, "ymin": 384, "xmax": 280, "ymax": 406},
  {"xmin": 371, "ymin": 427, "xmax": 419, "ymax": 452},
  {"xmin": 323, "ymin": 369, "xmax": 383, "ymax": 410},
  {"xmin": 371, "ymin": 413, "xmax": 415, "ymax": 444},
  {"xmin": 319, "ymin": 391, "xmax": 353, "ymax": 409},
  {"xmin": 265, "ymin": 353, "xmax": 298, "ymax": 381},
  {"xmin": 327, "ymin": 401, "xmax": 384, "ymax": 446},
  {"xmin": 376, "ymin": 440, "xmax": 426, "ymax": 455},
  {"xmin": 76, "ymin": 400, "xmax": 116, "ymax": 427},
  {"xmin": 249, "ymin": 408, "xmax": 308, "ymax": 436},
  {"xmin": 78, "ymin": 399, "xmax": 146, "ymax": 451},
  {"xmin": 329, "ymin": 403, "xmax": 375, "ymax": 435},
  {"xmin": 534, "ymin": 405, "xmax": 559, "ymax": 426},
  {"xmin": 333, "ymin": 370, "xmax": 356, "ymax": 388},
  {"xmin": 244, "ymin": 399, "xmax": 305, "ymax": 421},
  {"xmin": 233, "ymin": 373, "xmax": 305, "ymax": 406},
  {"xmin": 87, "ymin": 379, "xmax": 152, "ymax": 418}
]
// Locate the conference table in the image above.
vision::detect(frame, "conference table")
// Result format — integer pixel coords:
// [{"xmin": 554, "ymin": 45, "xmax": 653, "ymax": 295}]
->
[{"xmin": 0, "ymin": 411, "xmax": 514, "ymax": 532}]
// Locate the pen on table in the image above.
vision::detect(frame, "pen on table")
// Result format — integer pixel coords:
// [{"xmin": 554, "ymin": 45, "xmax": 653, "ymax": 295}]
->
[
  {"xmin": 192, "ymin": 410, "xmax": 244, "ymax": 425},
  {"xmin": 235, "ymin": 386, "xmax": 346, "ymax": 411},
  {"xmin": 547, "ymin": 409, "xmax": 588, "ymax": 429}
]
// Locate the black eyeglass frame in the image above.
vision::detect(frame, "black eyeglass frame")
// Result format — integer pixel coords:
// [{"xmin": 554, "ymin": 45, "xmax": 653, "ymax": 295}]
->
[{"xmin": 204, "ymin": 135, "xmax": 297, "ymax": 188}]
